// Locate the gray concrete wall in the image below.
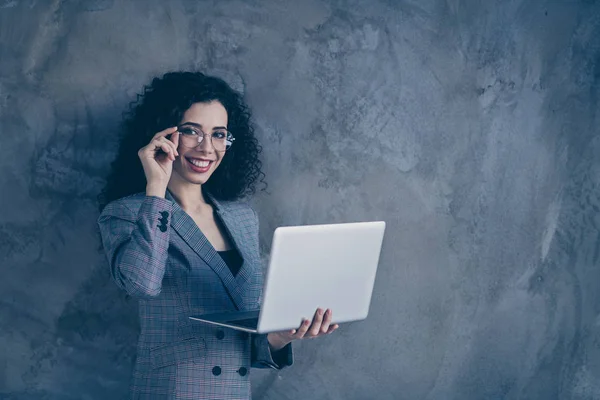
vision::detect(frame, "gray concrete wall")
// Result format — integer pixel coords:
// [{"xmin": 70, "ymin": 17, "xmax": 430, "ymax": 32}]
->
[{"xmin": 1, "ymin": 0, "xmax": 599, "ymax": 399}]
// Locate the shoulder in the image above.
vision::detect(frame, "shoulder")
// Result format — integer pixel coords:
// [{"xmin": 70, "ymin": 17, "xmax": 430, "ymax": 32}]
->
[{"xmin": 218, "ymin": 199, "xmax": 259, "ymax": 222}]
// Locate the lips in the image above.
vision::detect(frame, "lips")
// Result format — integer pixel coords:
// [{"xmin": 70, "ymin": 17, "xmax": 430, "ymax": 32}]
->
[{"xmin": 185, "ymin": 157, "xmax": 214, "ymax": 173}]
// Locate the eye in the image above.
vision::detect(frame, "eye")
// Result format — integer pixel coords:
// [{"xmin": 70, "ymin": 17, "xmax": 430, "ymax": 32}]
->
[
  {"xmin": 178, "ymin": 127, "xmax": 197, "ymax": 135},
  {"xmin": 212, "ymin": 130, "xmax": 228, "ymax": 139}
]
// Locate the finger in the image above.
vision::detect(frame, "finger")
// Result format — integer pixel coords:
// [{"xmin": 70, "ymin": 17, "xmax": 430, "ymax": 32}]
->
[
  {"xmin": 171, "ymin": 129, "xmax": 180, "ymax": 149},
  {"xmin": 151, "ymin": 127, "xmax": 179, "ymax": 158},
  {"xmin": 152, "ymin": 126, "xmax": 178, "ymax": 141},
  {"xmin": 320, "ymin": 309, "xmax": 333, "ymax": 334},
  {"xmin": 163, "ymin": 134, "xmax": 179, "ymax": 156},
  {"xmin": 156, "ymin": 139, "xmax": 175, "ymax": 161},
  {"xmin": 139, "ymin": 138, "xmax": 173, "ymax": 160},
  {"xmin": 294, "ymin": 318, "xmax": 311, "ymax": 339},
  {"xmin": 144, "ymin": 139, "xmax": 167, "ymax": 155},
  {"xmin": 158, "ymin": 137, "xmax": 178, "ymax": 158},
  {"xmin": 327, "ymin": 324, "xmax": 339, "ymax": 334},
  {"xmin": 151, "ymin": 139, "xmax": 175, "ymax": 161},
  {"xmin": 308, "ymin": 308, "xmax": 325, "ymax": 337},
  {"xmin": 152, "ymin": 140, "xmax": 173, "ymax": 161},
  {"xmin": 285, "ymin": 329, "xmax": 297, "ymax": 339}
]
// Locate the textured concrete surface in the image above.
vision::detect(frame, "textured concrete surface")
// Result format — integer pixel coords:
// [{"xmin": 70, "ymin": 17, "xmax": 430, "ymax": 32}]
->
[{"xmin": 1, "ymin": 0, "xmax": 599, "ymax": 399}]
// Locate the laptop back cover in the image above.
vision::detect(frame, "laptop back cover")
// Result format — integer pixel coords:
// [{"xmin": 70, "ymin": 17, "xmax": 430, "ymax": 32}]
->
[{"xmin": 256, "ymin": 221, "xmax": 385, "ymax": 333}]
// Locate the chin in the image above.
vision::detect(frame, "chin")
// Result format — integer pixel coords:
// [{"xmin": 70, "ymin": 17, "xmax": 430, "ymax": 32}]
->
[
  {"xmin": 188, "ymin": 174, "xmax": 213, "ymax": 185},
  {"xmin": 173, "ymin": 167, "xmax": 215, "ymax": 186}
]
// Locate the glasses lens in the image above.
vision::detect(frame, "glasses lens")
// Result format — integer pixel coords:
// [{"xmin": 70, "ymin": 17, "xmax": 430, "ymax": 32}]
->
[
  {"xmin": 178, "ymin": 126, "xmax": 201, "ymax": 148},
  {"xmin": 212, "ymin": 130, "xmax": 234, "ymax": 152}
]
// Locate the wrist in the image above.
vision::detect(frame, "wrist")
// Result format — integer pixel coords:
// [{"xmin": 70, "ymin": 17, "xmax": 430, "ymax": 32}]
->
[
  {"xmin": 267, "ymin": 333, "xmax": 289, "ymax": 352},
  {"xmin": 146, "ymin": 184, "xmax": 167, "ymax": 198}
]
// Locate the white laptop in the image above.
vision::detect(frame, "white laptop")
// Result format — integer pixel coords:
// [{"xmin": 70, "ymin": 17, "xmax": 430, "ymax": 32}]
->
[{"xmin": 189, "ymin": 221, "xmax": 386, "ymax": 333}]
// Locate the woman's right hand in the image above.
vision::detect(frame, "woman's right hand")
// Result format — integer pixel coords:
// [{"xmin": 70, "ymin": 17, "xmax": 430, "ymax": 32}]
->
[{"xmin": 138, "ymin": 126, "xmax": 180, "ymax": 196}]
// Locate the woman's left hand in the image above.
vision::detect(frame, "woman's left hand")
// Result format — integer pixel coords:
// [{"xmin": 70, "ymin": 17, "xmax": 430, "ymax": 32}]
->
[{"xmin": 267, "ymin": 308, "xmax": 339, "ymax": 351}]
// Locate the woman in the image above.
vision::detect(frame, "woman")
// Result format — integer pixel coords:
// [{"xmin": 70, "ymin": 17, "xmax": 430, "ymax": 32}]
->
[{"xmin": 97, "ymin": 71, "xmax": 338, "ymax": 399}]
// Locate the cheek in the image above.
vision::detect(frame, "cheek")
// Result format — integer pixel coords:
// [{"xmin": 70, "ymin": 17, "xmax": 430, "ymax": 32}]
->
[{"xmin": 174, "ymin": 152, "xmax": 189, "ymax": 171}]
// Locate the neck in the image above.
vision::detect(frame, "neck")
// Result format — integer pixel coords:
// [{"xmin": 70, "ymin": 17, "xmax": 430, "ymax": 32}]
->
[{"xmin": 167, "ymin": 178, "xmax": 212, "ymax": 215}]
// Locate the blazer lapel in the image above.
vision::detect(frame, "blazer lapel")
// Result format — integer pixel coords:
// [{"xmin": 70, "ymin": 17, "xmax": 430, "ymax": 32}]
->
[
  {"xmin": 205, "ymin": 191, "xmax": 254, "ymax": 310},
  {"xmin": 165, "ymin": 189, "xmax": 253, "ymax": 311}
]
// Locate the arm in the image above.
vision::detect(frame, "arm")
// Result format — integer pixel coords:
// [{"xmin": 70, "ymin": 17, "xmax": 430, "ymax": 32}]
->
[
  {"xmin": 251, "ymin": 333, "xmax": 294, "ymax": 370},
  {"xmin": 254, "ymin": 309, "xmax": 339, "ymax": 369},
  {"xmin": 97, "ymin": 195, "xmax": 173, "ymax": 299}
]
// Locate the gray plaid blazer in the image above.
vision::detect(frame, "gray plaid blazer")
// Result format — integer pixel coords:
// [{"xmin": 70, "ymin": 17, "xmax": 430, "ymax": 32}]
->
[{"xmin": 97, "ymin": 189, "xmax": 293, "ymax": 400}]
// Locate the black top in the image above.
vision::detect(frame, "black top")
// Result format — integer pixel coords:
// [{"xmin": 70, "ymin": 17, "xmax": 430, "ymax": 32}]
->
[{"xmin": 217, "ymin": 248, "xmax": 243, "ymax": 277}]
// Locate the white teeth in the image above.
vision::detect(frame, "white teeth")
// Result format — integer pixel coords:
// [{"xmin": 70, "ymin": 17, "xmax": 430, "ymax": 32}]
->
[{"xmin": 189, "ymin": 159, "xmax": 210, "ymax": 168}]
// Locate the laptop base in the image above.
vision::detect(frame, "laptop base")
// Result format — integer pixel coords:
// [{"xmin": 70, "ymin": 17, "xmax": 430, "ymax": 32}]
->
[{"xmin": 189, "ymin": 310, "xmax": 261, "ymax": 333}]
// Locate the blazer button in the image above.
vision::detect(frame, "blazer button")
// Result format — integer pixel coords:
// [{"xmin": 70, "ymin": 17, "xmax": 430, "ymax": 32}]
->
[
  {"xmin": 212, "ymin": 366, "xmax": 221, "ymax": 376},
  {"xmin": 238, "ymin": 367, "xmax": 248, "ymax": 377},
  {"xmin": 216, "ymin": 330, "xmax": 225, "ymax": 340}
]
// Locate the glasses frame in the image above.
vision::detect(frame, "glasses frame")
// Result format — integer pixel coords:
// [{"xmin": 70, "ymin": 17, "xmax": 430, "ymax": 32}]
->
[{"xmin": 176, "ymin": 124, "xmax": 235, "ymax": 152}]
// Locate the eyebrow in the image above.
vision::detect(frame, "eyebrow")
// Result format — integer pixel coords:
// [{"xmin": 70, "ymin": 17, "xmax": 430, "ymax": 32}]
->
[{"xmin": 179, "ymin": 122, "xmax": 228, "ymax": 130}]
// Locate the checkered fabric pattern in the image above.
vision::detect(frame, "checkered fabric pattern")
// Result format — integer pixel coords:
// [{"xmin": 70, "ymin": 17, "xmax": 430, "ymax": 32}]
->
[{"xmin": 98, "ymin": 189, "xmax": 293, "ymax": 400}]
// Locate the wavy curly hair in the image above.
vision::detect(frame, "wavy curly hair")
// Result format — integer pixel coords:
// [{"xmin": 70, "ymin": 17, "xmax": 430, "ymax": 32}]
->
[{"xmin": 97, "ymin": 71, "xmax": 265, "ymax": 213}]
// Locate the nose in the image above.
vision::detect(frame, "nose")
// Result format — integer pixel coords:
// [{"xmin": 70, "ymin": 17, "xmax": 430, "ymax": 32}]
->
[{"xmin": 196, "ymin": 134, "xmax": 215, "ymax": 153}]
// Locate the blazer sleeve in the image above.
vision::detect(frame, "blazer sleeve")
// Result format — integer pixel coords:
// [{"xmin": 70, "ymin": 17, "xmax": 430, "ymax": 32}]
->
[
  {"xmin": 251, "ymin": 333, "xmax": 294, "ymax": 369},
  {"xmin": 97, "ymin": 195, "xmax": 174, "ymax": 299}
]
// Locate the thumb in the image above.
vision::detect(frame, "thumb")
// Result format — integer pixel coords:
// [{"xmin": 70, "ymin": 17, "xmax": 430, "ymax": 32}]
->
[{"xmin": 172, "ymin": 129, "xmax": 180, "ymax": 149}]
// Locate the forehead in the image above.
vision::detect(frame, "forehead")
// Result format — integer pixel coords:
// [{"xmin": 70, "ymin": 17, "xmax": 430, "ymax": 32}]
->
[{"xmin": 180, "ymin": 101, "xmax": 228, "ymax": 127}]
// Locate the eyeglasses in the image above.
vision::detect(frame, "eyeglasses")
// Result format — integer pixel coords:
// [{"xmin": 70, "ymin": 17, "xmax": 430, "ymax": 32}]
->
[{"xmin": 177, "ymin": 124, "xmax": 235, "ymax": 152}]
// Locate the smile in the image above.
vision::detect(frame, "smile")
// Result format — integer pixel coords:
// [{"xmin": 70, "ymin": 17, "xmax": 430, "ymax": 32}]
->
[{"xmin": 186, "ymin": 157, "xmax": 214, "ymax": 172}]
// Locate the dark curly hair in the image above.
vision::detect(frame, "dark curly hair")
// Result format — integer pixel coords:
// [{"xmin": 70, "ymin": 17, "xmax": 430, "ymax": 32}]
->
[{"xmin": 97, "ymin": 71, "xmax": 265, "ymax": 213}]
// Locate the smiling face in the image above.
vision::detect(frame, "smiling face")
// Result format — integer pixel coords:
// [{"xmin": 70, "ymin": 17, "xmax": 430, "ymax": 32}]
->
[{"xmin": 171, "ymin": 101, "xmax": 229, "ymax": 186}]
